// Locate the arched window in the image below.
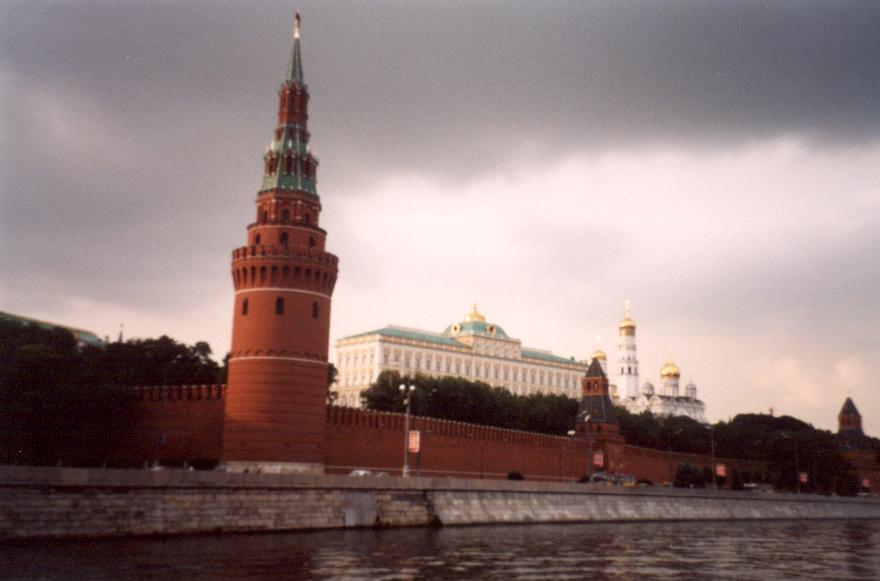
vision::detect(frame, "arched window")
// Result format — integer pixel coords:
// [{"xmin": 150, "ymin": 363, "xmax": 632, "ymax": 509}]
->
[
  {"xmin": 254, "ymin": 234, "xmax": 261, "ymax": 245},
  {"xmin": 275, "ymin": 297, "xmax": 285, "ymax": 315},
  {"xmin": 312, "ymin": 302, "xmax": 319, "ymax": 319},
  {"xmin": 627, "ymin": 366, "xmax": 631, "ymax": 374},
  {"xmin": 283, "ymin": 209, "xmax": 290, "ymax": 222},
  {"xmin": 304, "ymin": 213, "xmax": 311, "ymax": 225},
  {"xmin": 280, "ymin": 232, "xmax": 288, "ymax": 249},
  {"xmin": 242, "ymin": 298, "xmax": 249, "ymax": 315},
  {"xmin": 262, "ymin": 210, "xmax": 269, "ymax": 223},
  {"xmin": 308, "ymin": 236, "xmax": 316, "ymax": 248}
]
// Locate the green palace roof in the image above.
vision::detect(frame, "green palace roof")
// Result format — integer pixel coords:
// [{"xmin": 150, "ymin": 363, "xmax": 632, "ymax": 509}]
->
[
  {"xmin": 340, "ymin": 308, "xmax": 582, "ymax": 367},
  {"xmin": 343, "ymin": 326, "xmax": 463, "ymax": 348},
  {"xmin": 521, "ymin": 349, "xmax": 578, "ymax": 365}
]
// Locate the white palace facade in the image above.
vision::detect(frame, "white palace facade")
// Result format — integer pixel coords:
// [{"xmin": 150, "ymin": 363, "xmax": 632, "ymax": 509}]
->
[{"xmin": 334, "ymin": 306, "xmax": 589, "ymax": 408}]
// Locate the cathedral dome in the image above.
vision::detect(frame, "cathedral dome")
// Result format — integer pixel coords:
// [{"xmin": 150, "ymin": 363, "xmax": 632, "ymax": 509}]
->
[
  {"xmin": 591, "ymin": 349, "xmax": 607, "ymax": 361},
  {"xmin": 641, "ymin": 382, "xmax": 655, "ymax": 396},
  {"xmin": 618, "ymin": 301, "xmax": 636, "ymax": 336},
  {"xmin": 443, "ymin": 304, "xmax": 509, "ymax": 338},
  {"xmin": 660, "ymin": 358, "xmax": 680, "ymax": 379}
]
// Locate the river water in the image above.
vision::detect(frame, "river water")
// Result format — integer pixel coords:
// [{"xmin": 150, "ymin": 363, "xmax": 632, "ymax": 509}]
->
[{"xmin": 2, "ymin": 520, "xmax": 878, "ymax": 579}]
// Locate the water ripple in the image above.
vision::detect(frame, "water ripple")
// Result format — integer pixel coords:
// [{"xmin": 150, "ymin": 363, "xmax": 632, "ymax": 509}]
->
[{"xmin": 1, "ymin": 520, "xmax": 878, "ymax": 579}]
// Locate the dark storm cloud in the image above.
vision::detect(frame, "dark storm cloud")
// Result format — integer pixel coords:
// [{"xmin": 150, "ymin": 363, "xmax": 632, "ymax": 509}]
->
[{"xmin": 1, "ymin": 0, "xmax": 879, "ymax": 314}]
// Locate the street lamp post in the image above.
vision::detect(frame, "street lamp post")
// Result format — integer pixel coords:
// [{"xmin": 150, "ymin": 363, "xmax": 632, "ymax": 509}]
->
[{"xmin": 399, "ymin": 383, "xmax": 415, "ymax": 478}]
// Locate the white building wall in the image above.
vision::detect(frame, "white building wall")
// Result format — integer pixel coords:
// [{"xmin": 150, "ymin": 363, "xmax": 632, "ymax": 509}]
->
[{"xmin": 334, "ymin": 333, "xmax": 587, "ymax": 408}]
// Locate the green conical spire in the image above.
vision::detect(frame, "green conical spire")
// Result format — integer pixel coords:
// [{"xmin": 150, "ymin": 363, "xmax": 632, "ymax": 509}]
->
[{"xmin": 286, "ymin": 11, "xmax": 304, "ymax": 86}]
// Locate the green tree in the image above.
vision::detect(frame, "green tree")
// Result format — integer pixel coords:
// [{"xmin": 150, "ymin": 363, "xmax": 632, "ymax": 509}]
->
[
  {"xmin": 0, "ymin": 320, "xmax": 223, "ymax": 466},
  {"xmin": 361, "ymin": 371, "xmax": 579, "ymax": 436}
]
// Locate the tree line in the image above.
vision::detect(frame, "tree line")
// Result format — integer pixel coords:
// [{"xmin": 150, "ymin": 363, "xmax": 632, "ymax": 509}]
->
[
  {"xmin": 0, "ymin": 319, "xmax": 225, "ymax": 465},
  {"xmin": 360, "ymin": 371, "xmax": 580, "ymax": 436},
  {"xmin": 360, "ymin": 370, "xmax": 874, "ymax": 495}
]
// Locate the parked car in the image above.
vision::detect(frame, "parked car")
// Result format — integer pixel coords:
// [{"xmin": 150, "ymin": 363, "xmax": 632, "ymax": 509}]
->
[
  {"xmin": 348, "ymin": 469, "xmax": 389, "ymax": 477},
  {"xmin": 589, "ymin": 472, "xmax": 607, "ymax": 483}
]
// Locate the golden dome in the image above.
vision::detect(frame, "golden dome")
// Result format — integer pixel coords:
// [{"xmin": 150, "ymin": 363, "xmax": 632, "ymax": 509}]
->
[
  {"xmin": 464, "ymin": 303, "xmax": 486, "ymax": 323},
  {"xmin": 619, "ymin": 299, "xmax": 635, "ymax": 330},
  {"xmin": 660, "ymin": 358, "xmax": 680, "ymax": 378},
  {"xmin": 591, "ymin": 349, "xmax": 607, "ymax": 361}
]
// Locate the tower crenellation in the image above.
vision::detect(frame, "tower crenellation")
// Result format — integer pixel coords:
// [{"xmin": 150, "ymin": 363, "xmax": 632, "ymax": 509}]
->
[{"xmin": 221, "ymin": 11, "xmax": 338, "ymax": 474}]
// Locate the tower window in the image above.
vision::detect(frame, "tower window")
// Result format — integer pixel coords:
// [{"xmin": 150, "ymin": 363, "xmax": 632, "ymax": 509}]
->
[
  {"xmin": 254, "ymin": 234, "xmax": 261, "ymax": 245},
  {"xmin": 242, "ymin": 298, "xmax": 249, "ymax": 316},
  {"xmin": 308, "ymin": 236, "xmax": 316, "ymax": 248},
  {"xmin": 283, "ymin": 209, "xmax": 290, "ymax": 222},
  {"xmin": 262, "ymin": 210, "xmax": 269, "ymax": 223},
  {"xmin": 275, "ymin": 297, "xmax": 285, "ymax": 315},
  {"xmin": 304, "ymin": 213, "xmax": 311, "ymax": 225},
  {"xmin": 312, "ymin": 302, "xmax": 319, "ymax": 319},
  {"xmin": 280, "ymin": 232, "xmax": 289, "ymax": 249}
]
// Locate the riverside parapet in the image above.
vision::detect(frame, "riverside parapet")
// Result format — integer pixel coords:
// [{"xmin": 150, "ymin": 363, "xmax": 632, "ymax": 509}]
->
[{"xmin": 1, "ymin": 466, "xmax": 878, "ymax": 540}]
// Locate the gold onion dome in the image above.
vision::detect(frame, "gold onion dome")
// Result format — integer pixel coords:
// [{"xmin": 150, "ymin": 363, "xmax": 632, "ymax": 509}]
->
[
  {"xmin": 464, "ymin": 303, "xmax": 486, "ymax": 323},
  {"xmin": 591, "ymin": 349, "xmax": 607, "ymax": 361},
  {"xmin": 619, "ymin": 316, "xmax": 636, "ymax": 330},
  {"xmin": 661, "ymin": 358, "xmax": 681, "ymax": 378}
]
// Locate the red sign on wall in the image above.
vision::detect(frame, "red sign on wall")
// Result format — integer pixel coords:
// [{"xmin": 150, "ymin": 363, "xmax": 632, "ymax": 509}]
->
[
  {"xmin": 716, "ymin": 464, "xmax": 726, "ymax": 477},
  {"xmin": 799, "ymin": 472, "xmax": 809, "ymax": 484},
  {"xmin": 408, "ymin": 430, "xmax": 420, "ymax": 454},
  {"xmin": 863, "ymin": 478, "xmax": 871, "ymax": 488},
  {"xmin": 593, "ymin": 450, "xmax": 604, "ymax": 468}
]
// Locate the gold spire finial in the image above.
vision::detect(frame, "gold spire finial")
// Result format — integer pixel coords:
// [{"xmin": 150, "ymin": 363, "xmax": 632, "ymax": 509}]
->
[
  {"xmin": 591, "ymin": 334, "xmax": 607, "ymax": 361},
  {"xmin": 619, "ymin": 299, "xmax": 635, "ymax": 333},
  {"xmin": 294, "ymin": 10, "xmax": 301, "ymax": 40},
  {"xmin": 464, "ymin": 303, "xmax": 485, "ymax": 323}
]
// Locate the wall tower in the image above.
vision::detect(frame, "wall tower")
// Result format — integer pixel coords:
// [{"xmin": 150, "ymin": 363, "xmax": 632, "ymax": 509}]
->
[
  {"xmin": 616, "ymin": 300, "xmax": 640, "ymax": 398},
  {"xmin": 221, "ymin": 12, "xmax": 339, "ymax": 474},
  {"xmin": 838, "ymin": 397, "xmax": 863, "ymax": 434}
]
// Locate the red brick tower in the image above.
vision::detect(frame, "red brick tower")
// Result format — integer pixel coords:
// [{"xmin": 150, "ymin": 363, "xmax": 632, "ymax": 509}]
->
[
  {"xmin": 574, "ymin": 358, "xmax": 625, "ymax": 474},
  {"xmin": 221, "ymin": 12, "xmax": 338, "ymax": 474},
  {"xmin": 838, "ymin": 397, "xmax": 863, "ymax": 434}
]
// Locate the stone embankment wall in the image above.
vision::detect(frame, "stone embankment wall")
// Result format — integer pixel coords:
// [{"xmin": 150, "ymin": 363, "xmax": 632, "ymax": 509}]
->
[{"xmin": 2, "ymin": 466, "xmax": 879, "ymax": 540}]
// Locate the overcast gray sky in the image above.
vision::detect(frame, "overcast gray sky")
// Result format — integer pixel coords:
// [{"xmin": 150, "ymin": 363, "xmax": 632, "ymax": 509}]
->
[{"xmin": 2, "ymin": 1, "xmax": 879, "ymax": 433}]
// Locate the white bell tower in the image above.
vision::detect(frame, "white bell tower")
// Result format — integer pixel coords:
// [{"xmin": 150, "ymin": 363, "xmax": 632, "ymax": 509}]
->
[{"xmin": 616, "ymin": 300, "xmax": 640, "ymax": 398}]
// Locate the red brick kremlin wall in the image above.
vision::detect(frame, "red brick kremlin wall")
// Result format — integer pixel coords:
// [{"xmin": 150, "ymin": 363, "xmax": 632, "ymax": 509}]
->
[
  {"xmin": 76, "ymin": 385, "xmax": 226, "ymax": 466},
  {"xmin": 87, "ymin": 389, "xmax": 778, "ymax": 486}
]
